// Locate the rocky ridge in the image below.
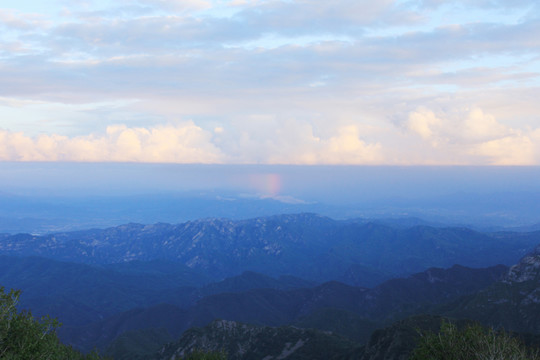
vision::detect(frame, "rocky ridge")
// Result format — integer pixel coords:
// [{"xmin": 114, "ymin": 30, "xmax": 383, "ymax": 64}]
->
[
  {"xmin": 440, "ymin": 244, "xmax": 540, "ymax": 334},
  {"xmin": 1, "ymin": 213, "xmax": 538, "ymax": 285},
  {"xmin": 505, "ymin": 244, "xmax": 540, "ymax": 283},
  {"xmin": 157, "ymin": 319, "xmax": 358, "ymax": 360}
]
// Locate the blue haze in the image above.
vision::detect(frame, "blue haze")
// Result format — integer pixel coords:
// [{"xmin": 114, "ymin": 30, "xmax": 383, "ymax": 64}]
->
[{"xmin": 1, "ymin": 162, "xmax": 539, "ymax": 234}]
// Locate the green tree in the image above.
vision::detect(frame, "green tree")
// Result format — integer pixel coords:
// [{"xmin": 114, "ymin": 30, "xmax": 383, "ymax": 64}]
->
[
  {"xmin": 0, "ymin": 286, "xmax": 105, "ymax": 360},
  {"xmin": 411, "ymin": 320, "xmax": 540, "ymax": 360}
]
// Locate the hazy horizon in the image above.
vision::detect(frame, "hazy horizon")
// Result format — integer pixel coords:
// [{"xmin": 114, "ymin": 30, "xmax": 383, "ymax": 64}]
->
[
  {"xmin": 1, "ymin": 1, "xmax": 540, "ymax": 231},
  {"xmin": 3, "ymin": 162, "xmax": 540, "ymax": 200},
  {"xmin": 1, "ymin": 162, "xmax": 540, "ymax": 233}
]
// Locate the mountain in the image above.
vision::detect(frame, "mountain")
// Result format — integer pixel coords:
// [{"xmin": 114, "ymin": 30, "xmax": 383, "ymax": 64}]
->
[
  {"xmin": 438, "ymin": 244, "xmax": 540, "ymax": 334},
  {"xmin": 3, "ymin": 213, "xmax": 539, "ymax": 357},
  {"xmin": 60, "ymin": 303, "xmax": 190, "ymax": 354},
  {"xmin": 59, "ymin": 263, "xmax": 506, "ymax": 352},
  {"xmin": 505, "ymin": 244, "xmax": 540, "ymax": 283},
  {"xmin": 0, "ymin": 191, "xmax": 332, "ymax": 235},
  {"xmin": 366, "ymin": 264, "xmax": 507, "ymax": 321},
  {"xmin": 0, "ymin": 256, "xmax": 209, "ymax": 326},
  {"xmin": 0, "ymin": 256, "xmax": 318, "ymax": 330},
  {"xmin": 195, "ymin": 271, "xmax": 316, "ymax": 298},
  {"xmin": 0, "ymin": 214, "xmax": 536, "ymax": 286},
  {"xmin": 138, "ymin": 314, "xmax": 540, "ymax": 360},
  {"xmin": 155, "ymin": 319, "xmax": 359, "ymax": 360},
  {"xmin": 292, "ymin": 308, "xmax": 379, "ymax": 343},
  {"xmin": 105, "ymin": 328, "xmax": 175, "ymax": 360}
]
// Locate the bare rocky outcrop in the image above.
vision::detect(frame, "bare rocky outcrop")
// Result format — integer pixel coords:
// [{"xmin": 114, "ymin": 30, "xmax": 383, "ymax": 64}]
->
[{"xmin": 505, "ymin": 244, "xmax": 540, "ymax": 283}]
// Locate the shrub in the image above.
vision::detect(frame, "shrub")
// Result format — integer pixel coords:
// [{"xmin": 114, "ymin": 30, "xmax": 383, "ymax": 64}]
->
[
  {"xmin": 181, "ymin": 349, "xmax": 227, "ymax": 360},
  {"xmin": 411, "ymin": 320, "xmax": 540, "ymax": 360},
  {"xmin": 0, "ymin": 286, "xmax": 105, "ymax": 360}
]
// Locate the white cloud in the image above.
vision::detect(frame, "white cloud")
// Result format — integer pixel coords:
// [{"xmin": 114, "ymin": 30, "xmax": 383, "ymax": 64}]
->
[
  {"xmin": 462, "ymin": 108, "xmax": 509, "ymax": 141},
  {"xmin": 0, "ymin": 123, "xmax": 223, "ymax": 163},
  {"xmin": 0, "ymin": 119, "xmax": 384, "ymax": 164},
  {"xmin": 226, "ymin": 117, "xmax": 384, "ymax": 165},
  {"xmin": 407, "ymin": 107, "xmax": 443, "ymax": 142},
  {"xmin": 320, "ymin": 125, "xmax": 384, "ymax": 164},
  {"xmin": 0, "ymin": 9, "xmax": 50, "ymax": 31},
  {"xmin": 138, "ymin": 0, "xmax": 212, "ymax": 12},
  {"xmin": 406, "ymin": 106, "xmax": 540, "ymax": 165},
  {"xmin": 0, "ymin": 109, "xmax": 538, "ymax": 165},
  {"xmin": 470, "ymin": 134, "xmax": 536, "ymax": 165}
]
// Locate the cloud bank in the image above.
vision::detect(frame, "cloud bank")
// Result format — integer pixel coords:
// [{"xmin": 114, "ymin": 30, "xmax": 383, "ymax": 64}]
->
[
  {"xmin": 406, "ymin": 107, "xmax": 539, "ymax": 165},
  {"xmin": 0, "ymin": 121, "xmax": 385, "ymax": 164},
  {"xmin": 0, "ymin": 123, "xmax": 222, "ymax": 163}
]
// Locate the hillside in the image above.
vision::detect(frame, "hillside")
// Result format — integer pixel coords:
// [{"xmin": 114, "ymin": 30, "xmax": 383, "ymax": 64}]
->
[
  {"xmin": 0, "ymin": 256, "xmax": 205, "ymax": 326},
  {"xmin": 156, "ymin": 319, "xmax": 359, "ymax": 360},
  {"xmin": 0, "ymin": 256, "xmax": 315, "ymax": 330},
  {"xmin": 59, "ymin": 263, "xmax": 507, "ymax": 352},
  {"xmin": 149, "ymin": 315, "xmax": 540, "ymax": 360},
  {"xmin": 438, "ymin": 244, "xmax": 540, "ymax": 334}
]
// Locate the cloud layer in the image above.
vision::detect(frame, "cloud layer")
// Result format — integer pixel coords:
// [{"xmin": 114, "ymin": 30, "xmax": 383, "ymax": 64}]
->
[
  {"xmin": 0, "ymin": 0, "xmax": 539, "ymax": 164},
  {"xmin": 0, "ymin": 123, "xmax": 222, "ymax": 163},
  {"xmin": 407, "ymin": 107, "xmax": 539, "ymax": 165},
  {"xmin": 0, "ymin": 122, "xmax": 385, "ymax": 164}
]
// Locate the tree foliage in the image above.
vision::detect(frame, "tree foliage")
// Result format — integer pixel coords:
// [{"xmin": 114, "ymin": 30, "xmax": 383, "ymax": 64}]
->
[
  {"xmin": 411, "ymin": 320, "xmax": 540, "ymax": 360},
  {"xmin": 180, "ymin": 349, "xmax": 227, "ymax": 360},
  {"xmin": 0, "ymin": 286, "xmax": 105, "ymax": 360}
]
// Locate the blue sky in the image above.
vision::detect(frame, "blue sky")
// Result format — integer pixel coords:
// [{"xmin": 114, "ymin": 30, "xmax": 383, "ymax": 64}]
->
[{"xmin": 1, "ymin": 0, "xmax": 540, "ymax": 165}]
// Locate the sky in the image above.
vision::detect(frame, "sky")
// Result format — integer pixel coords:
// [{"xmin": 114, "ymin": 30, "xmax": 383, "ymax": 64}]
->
[{"xmin": 1, "ymin": 0, "xmax": 540, "ymax": 165}]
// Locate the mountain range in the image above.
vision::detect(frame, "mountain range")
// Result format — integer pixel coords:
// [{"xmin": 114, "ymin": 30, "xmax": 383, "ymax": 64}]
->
[
  {"xmin": 1, "ymin": 213, "xmax": 538, "ymax": 286},
  {"xmin": 56, "ymin": 261, "xmax": 507, "ymax": 354},
  {"xmin": 2, "ymin": 213, "xmax": 540, "ymax": 359},
  {"xmin": 145, "ymin": 247, "xmax": 540, "ymax": 360}
]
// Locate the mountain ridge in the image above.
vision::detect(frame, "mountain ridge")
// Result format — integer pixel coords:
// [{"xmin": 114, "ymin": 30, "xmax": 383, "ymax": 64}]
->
[
  {"xmin": 58, "ymin": 262, "xmax": 507, "ymax": 352},
  {"xmin": 0, "ymin": 213, "xmax": 536, "ymax": 286},
  {"xmin": 437, "ymin": 243, "xmax": 540, "ymax": 334}
]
